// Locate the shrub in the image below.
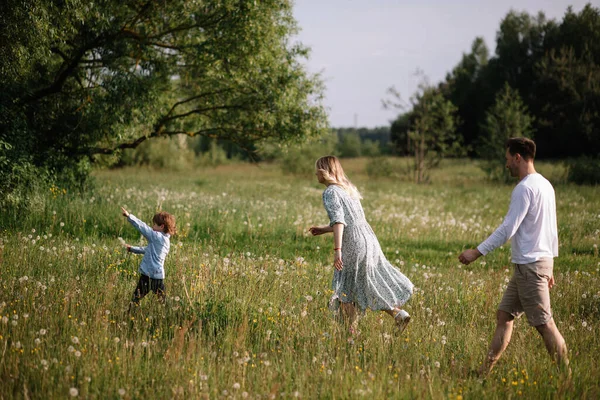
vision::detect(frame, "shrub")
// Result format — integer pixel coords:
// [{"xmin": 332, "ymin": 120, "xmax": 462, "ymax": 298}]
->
[
  {"xmin": 120, "ymin": 136, "xmax": 196, "ymax": 170},
  {"xmin": 365, "ymin": 157, "xmax": 395, "ymax": 178},
  {"xmin": 567, "ymin": 156, "xmax": 600, "ymax": 185}
]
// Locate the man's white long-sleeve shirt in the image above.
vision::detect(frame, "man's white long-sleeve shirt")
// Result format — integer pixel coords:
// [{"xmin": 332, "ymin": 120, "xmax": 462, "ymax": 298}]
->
[{"xmin": 477, "ymin": 173, "xmax": 558, "ymax": 264}]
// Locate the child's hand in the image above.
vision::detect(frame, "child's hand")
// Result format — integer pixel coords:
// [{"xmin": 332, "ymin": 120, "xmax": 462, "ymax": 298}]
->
[
  {"xmin": 121, "ymin": 207, "xmax": 130, "ymax": 217},
  {"xmin": 118, "ymin": 237, "xmax": 130, "ymax": 251}
]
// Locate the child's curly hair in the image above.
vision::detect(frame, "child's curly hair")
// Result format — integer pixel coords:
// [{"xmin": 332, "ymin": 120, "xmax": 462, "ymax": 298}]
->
[{"xmin": 153, "ymin": 211, "xmax": 176, "ymax": 235}]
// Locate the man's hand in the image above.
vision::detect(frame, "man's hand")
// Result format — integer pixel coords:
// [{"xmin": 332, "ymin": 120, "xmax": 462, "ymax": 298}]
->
[
  {"xmin": 458, "ymin": 249, "xmax": 482, "ymax": 265},
  {"xmin": 121, "ymin": 207, "xmax": 130, "ymax": 217},
  {"xmin": 548, "ymin": 275, "xmax": 555, "ymax": 289}
]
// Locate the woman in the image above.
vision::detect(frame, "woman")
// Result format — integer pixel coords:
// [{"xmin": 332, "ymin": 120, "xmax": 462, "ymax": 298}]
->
[{"xmin": 309, "ymin": 156, "xmax": 413, "ymax": 334}]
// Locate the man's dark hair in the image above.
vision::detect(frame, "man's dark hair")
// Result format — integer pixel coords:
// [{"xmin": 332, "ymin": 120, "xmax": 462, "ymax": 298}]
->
[{"xmin": 506, "ymin": 137, "xmax": 536, "ymax": 161}]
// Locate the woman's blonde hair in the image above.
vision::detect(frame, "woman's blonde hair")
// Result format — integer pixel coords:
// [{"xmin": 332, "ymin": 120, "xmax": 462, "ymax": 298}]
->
[{"xmin": 315, "ymin": 156, "xmax": 362, "ymax": 199}]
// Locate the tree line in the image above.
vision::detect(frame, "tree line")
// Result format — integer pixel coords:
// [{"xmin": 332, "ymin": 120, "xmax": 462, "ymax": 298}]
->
[{"xmin": 390, "ymin": 4, "xmax": 599, "ymax": 164}]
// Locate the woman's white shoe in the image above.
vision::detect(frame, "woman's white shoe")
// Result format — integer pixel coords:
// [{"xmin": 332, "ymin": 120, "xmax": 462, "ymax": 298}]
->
[{"xmin": 394, "ymin": 310, "xmax": 411, "ymax": 335}]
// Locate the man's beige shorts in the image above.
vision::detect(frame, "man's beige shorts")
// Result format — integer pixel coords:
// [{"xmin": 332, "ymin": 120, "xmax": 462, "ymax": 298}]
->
[{"xmin": 498, "ymin": 258, "xmax": 554, "ymax": 327}]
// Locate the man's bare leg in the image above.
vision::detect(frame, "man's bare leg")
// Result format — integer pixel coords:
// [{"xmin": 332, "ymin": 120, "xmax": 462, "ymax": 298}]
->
[
  {"xmin": 480, "ymin": 310, "xmax": 515, "ymax": 376},
  {"xmin": 535, "ymin": 318, "xmax": 570, "ymax": 375}
]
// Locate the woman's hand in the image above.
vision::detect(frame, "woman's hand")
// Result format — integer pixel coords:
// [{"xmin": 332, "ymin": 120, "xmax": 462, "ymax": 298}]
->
[
  {"xmin": 334, "ymin": 249, "xmax": 343, "ymax": 271},
  {"xmin": 308, "ymin": 225, "xmax": 328, "ymax": 236}
]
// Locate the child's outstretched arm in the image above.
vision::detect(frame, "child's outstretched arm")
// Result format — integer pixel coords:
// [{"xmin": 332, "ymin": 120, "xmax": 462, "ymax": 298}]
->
[
  {"xmin": 121, "ymin": 207, "xmax": 156, "ymax": 240},
  {"xmin": 128, "ymin": 245, "xmax": 146, "ymax": 254}
]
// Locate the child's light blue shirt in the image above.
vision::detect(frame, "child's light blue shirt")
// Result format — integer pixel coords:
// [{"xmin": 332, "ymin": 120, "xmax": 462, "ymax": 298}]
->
[{"xmin": 127, "ymin": 214, "xmax": 170, "ymax": 279}]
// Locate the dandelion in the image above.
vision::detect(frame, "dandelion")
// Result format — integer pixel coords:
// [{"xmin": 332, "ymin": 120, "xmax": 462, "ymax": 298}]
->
[
  {"xmin": 35, "ymin": 338, "xmax": 41, "ymax": 345},
  {"xmin": 2, "ymin": 316, "xmax": 8, "ymax": 324},
  {"xmin": 114, "ymin": 337, "xmax": 120, "ymax": 344},
  {"xmin": 68, "ymin": 346, "xmax": 75, "ymax": 353},
  {"xmin": 582, "ymin": 321, "xmax": 588, "ymax": 328},
  {"xmin": 39, "ymin": 329, "xmax": 47, "ymax": 335},
  {"xmin": 305, "ymin": 295, "xmax": 313, "ymax": 302},
  {"xmin": 60, "ymin": 222, "xmax": 65, "ymax": 227},
  {"xmin": 242, "ymin": 392, "xmax": 249, "ymax": 398},
  {"xmin": 72, "ymin": 336, "xmax": 79, "ymax": 344},
  {"xmin": 434, "ymin": 361, "xmax": 441, "ymax": 368},
  {"xmin": 233, "ymin": 383, "xmax": 241, "ymax": 390},
  {"xmin": 74, "ymin": 351, "xmax": 81, "ymax": 358},
  {"xmin": 118, "ymin": 389, "xmax": 126, "ymax": 396},
  {"xmin": 69, "ymin": 388, "xmax": 78, "ymax": 397}
]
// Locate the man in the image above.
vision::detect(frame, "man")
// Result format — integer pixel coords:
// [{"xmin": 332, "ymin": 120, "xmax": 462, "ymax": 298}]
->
[{"xmin": 458, "ymin": 137, "xmax": 569, "ymax": 376}]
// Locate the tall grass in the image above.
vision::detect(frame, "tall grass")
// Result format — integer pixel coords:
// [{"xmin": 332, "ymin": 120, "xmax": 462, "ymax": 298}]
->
[{"xmin": 1, "ymin": 158, "xmax": 598, "ymax": 399}]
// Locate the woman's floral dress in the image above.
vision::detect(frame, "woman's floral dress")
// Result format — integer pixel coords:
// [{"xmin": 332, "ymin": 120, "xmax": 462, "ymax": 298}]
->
[{"xmin": 323, "ymin": 185, "xmax": 413, "ymax": 312}]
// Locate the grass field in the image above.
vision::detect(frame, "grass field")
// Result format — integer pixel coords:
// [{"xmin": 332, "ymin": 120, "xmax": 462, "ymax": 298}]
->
[{"xmin": 1, "ymin": 158, "xmax": 599, "ymax": 399}]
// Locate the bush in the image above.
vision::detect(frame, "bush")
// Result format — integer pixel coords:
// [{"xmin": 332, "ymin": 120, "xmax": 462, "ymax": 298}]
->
[
  {"xmin": 120, "ymin": 136, "xmax": 196, "ymax": 170},
  {"xmin": 0, "ymin": 139, "xmax": 51, "ymax": 214},
  {"xmin": 362, "ymin": 140, "xmax": 382, "ymax": 157},
  {"xmin": 567, "ymin": 157, "xmax": 600, "ymax": 185},
  {"xmin": 337, "ymin": 132, "xmax": 362, "ymax": 158},
  {"xmin": 365, "ymin": 157, "xmax": 395, "ymax": 178},
  {"xmin": 277, "ymin": 132, "xmax": 338, "ymax": 176},
  {"xmin": 197, "ymin": 140, "xmax": 229, "ymax": 167}
]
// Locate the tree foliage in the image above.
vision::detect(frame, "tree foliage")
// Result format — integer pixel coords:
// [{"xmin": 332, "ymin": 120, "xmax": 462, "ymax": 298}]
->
[
  {"xmin": 395, "ymin": 4, "xmax": 600, "ymax": 163},
  {"xmin": 0, "ymin": 0, "xmax": 327, "ymax": 206},
  {"xmin": 385, "ymin": 76, "xmax": 463, "ymax": 183},
  {"xmin": 408, "ymin": 84, "xmax": 463, "ymax": 183},
  {"xmin": 479, "ymin": 83, "xmax": 535, "ymax": 181}
]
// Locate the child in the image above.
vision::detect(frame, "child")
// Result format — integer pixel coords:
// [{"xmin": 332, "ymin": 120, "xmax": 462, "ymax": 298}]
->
[{"xmin": 121, "ymin": 207, "xmax": 176, "ymax": 308}]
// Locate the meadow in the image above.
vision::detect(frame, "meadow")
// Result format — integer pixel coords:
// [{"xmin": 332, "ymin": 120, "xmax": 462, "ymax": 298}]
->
[{"xmin": 1, "ymin": 158, "xmax": 599, "ymax": 399}]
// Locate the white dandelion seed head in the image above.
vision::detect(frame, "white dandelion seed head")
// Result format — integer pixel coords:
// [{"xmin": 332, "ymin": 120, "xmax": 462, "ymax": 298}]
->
[{"xmin": 69, "ymin": 388, "xmax": 78, "ymax": 397}]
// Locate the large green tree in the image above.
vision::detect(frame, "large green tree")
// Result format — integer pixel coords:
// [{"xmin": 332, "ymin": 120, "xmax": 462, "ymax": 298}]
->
[
  {"xmin": 533, "ymin": 5, "xmax": 600, "ymax": 157},
  {"xmin": 0, "ymin": 0, "xmax": 327, "ymax": 204}
]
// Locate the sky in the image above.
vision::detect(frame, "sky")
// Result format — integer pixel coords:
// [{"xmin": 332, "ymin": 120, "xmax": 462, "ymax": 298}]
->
[{"xmin": 292, "ymin": 0, "xmax": 593, "ymax": 128}]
